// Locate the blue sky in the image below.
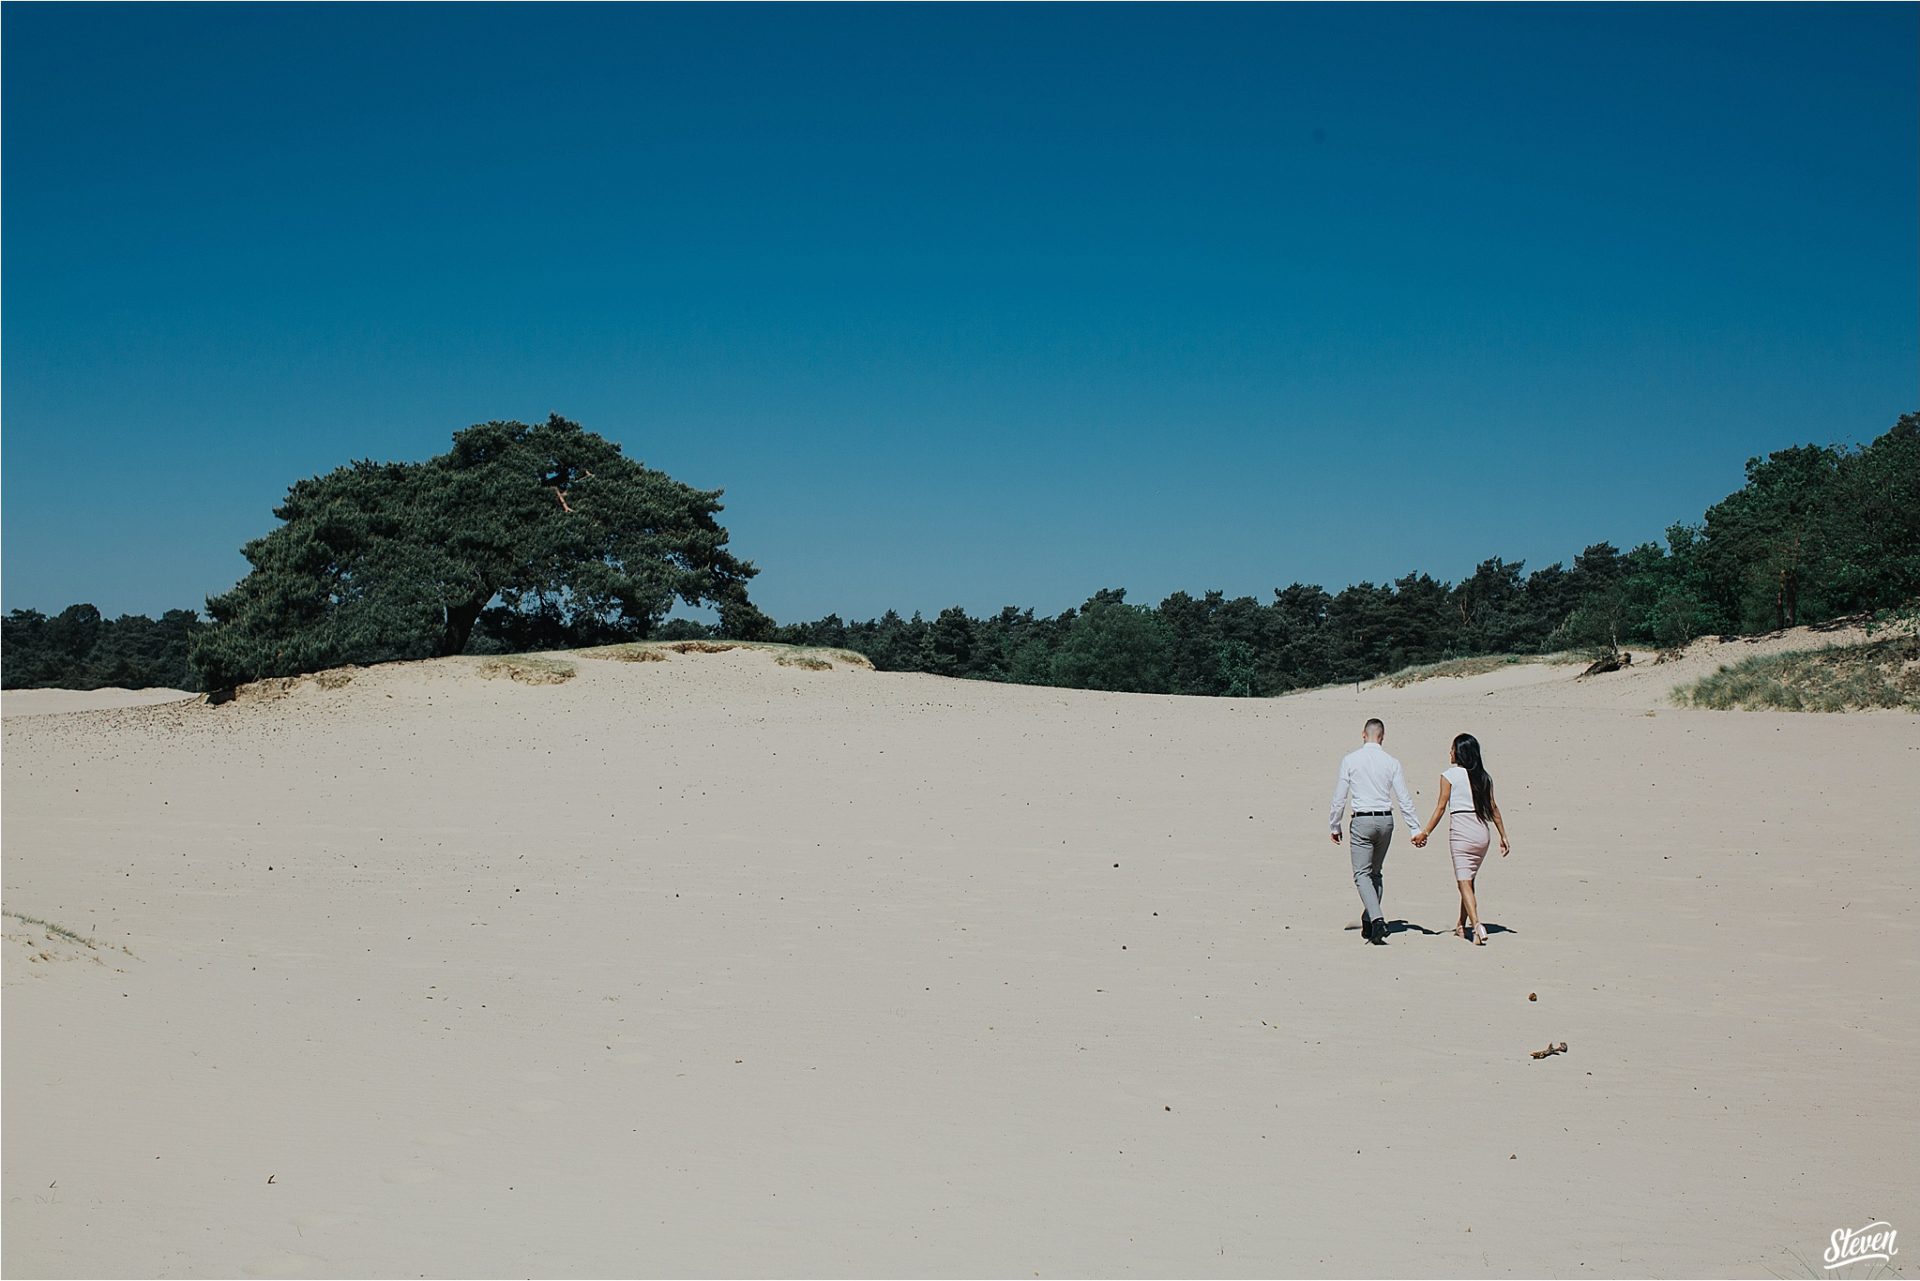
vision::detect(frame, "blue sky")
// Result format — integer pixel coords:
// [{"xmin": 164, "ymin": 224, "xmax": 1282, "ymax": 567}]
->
[{"xmin": 4, "ymin": 3, "xmax": 1915, "ymax": 623}]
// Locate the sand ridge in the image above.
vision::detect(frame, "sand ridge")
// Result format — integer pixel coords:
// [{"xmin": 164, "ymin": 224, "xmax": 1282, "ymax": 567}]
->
[{"xmin": 1329, "ymin": 622, "xmax": 1897, "ymax": 712}]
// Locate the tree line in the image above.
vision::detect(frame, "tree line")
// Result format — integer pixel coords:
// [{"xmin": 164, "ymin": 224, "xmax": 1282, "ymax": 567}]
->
[
  {"xmin": 1, "ymin": 605, "xmax": 205, "ymax": 691},
  {"xmin": 4, "ymin": 412, "xmax": 1913, "ymax": 694},
  {"xmin": 770, "ymin": 413, "xmax": 1918, "ymax": 693}
]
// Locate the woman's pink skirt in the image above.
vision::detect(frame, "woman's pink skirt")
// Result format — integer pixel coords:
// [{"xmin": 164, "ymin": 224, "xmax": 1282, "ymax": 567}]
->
[{"xmin": 1449, "ymin": 812, "xmax": 1491, "ymax": 880}]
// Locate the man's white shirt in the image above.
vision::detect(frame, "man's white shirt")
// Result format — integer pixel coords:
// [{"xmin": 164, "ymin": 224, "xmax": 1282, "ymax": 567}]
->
[{"xmin": 1329, "ymin": 742, "xmax": 1422, "ymax": 834}]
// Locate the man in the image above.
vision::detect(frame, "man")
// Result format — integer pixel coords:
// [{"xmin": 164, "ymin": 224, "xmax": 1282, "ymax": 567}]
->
[{"xmin": 1329, "ymin": 718, "xmax": 1421, "ymax": 945}]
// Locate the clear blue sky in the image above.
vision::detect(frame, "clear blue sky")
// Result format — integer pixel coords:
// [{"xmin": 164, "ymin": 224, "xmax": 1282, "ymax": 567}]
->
[{"xmin": 4, "ymin": 3, "xmax": 1915, "ymax": 623}]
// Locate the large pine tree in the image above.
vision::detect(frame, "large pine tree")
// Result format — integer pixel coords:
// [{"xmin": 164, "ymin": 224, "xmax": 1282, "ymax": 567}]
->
[{"xmin": 191, "ymin": 415, "xmax": 767, "ymax": 688}]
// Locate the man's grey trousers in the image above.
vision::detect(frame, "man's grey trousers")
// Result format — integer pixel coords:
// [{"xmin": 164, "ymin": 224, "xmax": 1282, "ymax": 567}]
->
[{"xmin": 1349, "ymin": 814, "xmax": 1394, "ymax": 925}]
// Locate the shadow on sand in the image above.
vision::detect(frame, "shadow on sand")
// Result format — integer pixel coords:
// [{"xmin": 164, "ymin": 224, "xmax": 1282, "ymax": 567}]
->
[{"xmin": 1344, "ymin": 919, "xmax": 1519, "ymax": 939}]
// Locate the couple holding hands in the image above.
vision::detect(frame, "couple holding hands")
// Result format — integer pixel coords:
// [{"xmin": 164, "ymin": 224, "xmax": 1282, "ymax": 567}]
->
[{"xmin": 1328, "ymin": 718, "xmax": 1511, "ymax": 946}]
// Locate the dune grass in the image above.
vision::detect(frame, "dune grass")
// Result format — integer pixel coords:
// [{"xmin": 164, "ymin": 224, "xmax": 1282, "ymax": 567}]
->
[
  {"xmin": 3, "ymin": 909, "xmax": 135, "ymax": 956},
  {"xmin": 472, "ymin": 655, "xmax": 577, "ymax": 685},
  {"xmin": 227, "ymin": 667, "xmax": 356, "ymax": 702},
  {"xmin": 3, "ymin": 910, "xmax": 91, "ymax": 946},
  {"xmin": 574, "ymin": 640, "xmax": 874, "ymax": 670},
  {"xmin": 599, "ymin": 646, "xmax": 670, "ymax": 662},
  {"xmin": 1369, "ymin": 652, "xmax": 1576, "ymax": 689},
  {"xmin": 1676, "ymin": 638, "xmax": 1920, "ymax": 712}
]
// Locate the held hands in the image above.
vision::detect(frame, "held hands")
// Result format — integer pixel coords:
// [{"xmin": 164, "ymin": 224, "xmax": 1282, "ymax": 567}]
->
[
  {"xmin": 1410, "ymin": 830, "xmax": 1428, "ymax": 847},
  {"xmin": 1330, "ymin": 830, "xmax": 1343, "ymax": 845}
]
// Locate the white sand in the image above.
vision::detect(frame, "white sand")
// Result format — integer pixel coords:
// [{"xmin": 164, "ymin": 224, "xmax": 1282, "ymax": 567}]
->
[
  {"xmin": 3, "ymin": 687, "xmax": 198, "ymax": 718},
  {"xmin": 4, "ymin": 640, "xmax": 1916, "ymax": 1277}
]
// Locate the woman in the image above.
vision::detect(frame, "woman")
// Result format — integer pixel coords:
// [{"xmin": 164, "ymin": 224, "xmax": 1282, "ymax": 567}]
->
[{"xmin": 1412, "ymin": 733, "xmax": 1511, "ymax": 944}]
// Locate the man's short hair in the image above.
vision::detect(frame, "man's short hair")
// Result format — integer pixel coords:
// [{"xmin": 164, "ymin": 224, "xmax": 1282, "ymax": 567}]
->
[{"xmin": 1364, "ymin": 718, "xmax": 1386, "ymax": 739}]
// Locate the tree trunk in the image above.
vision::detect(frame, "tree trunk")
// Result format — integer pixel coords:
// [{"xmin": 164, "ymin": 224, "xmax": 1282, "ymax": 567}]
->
[
  {"xmin": 442, "ymin": 596, "xmax": 487, "ymax": 656},
  {"xmin": 1785, "ymin": 534, "xmax": 1802, "ymax": 628}
]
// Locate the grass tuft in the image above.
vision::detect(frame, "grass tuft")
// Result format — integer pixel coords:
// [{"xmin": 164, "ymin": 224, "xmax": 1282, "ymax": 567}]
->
[
  {"xmin": 3, "ymin": 909, "xmax": 135, "ymax": 956},
  {"xmin": 4, "ymin": 911, "xmax": 90, "ymax": 946},
  {"xmin": 473, "ymin": 655, "xmax": 576, "ymax": 685},
  {"xmin": 592, "ymin": 645, "xmax": 671, "ymax": 663}
]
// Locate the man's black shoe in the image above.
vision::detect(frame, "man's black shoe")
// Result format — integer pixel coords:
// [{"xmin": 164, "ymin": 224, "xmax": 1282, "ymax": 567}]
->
[{"xmin": 1368, "ymin": 918, "xmax": 1388, "ymax": 945}]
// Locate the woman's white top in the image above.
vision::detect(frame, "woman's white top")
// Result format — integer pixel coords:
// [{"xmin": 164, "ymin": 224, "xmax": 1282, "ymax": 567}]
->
[{"xmin": 1443, "ymin": 766, "xmax": 1481, "ymax": 815}]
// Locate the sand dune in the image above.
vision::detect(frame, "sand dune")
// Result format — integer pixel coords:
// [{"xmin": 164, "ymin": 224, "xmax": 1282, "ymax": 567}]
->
[
  {"xmin": 4, "ymin": 639, "xmax": 1916, "ymax": 1277},
  {"xmin": 1349, "ymin": 623, "xmax": 1896, "ymax": 712}
]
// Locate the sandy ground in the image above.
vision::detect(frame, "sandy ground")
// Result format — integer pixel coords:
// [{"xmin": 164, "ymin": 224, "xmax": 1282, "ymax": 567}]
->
[
  {"xmin": 3, "ymin": 639, "xmax": 1916, "ymax": 1278},
  {"xmin": 3, "ymin": 687, "xmax": 198, "ymax": 718}
]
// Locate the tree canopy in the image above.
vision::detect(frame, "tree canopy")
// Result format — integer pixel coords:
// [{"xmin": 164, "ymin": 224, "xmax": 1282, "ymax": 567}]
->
[
  {"xmin": 188, "ymin": 415, "xmax": 765, "ymax": 688},
  {"xmin": 1049, "ymin": 593, "xmax": 1175, "ymax": 693}
]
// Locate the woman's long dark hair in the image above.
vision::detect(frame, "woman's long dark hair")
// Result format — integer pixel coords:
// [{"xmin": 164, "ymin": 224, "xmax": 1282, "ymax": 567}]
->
[{"xmin": 1452, "ymin": 733, "xmax": 1495, "ymax": 821}]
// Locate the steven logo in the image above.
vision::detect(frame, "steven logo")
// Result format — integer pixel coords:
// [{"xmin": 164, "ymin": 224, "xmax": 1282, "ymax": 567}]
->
[{"xmin": 1824, "ymin": 1221, "xmax": 1898, "ymax": 1270}]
